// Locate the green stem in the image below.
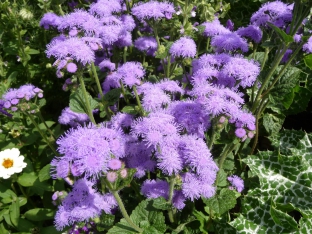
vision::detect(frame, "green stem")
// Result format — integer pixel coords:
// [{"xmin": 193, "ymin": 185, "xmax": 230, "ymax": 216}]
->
[
  {"xmin": 91, "ymin": 62, "xmax": 103, "ymax": 99},
  {"xmin": 26, "ymin": 113, "xmax": 58, "ymax": 156},
  {"xmin": 251, "ymin": 45, "xmax": 288, "ymax": 113},
  {"xmin": 123, "ymin": 46, "xmax": 128, "ymax": 63},
  {"xmin": 166, "ymin": 55, "xmax": 171, "ymax": 78},
  {"xmin": 167, "ymin": 175, "xmax": 176, "ymax": 223},
  {"xmin": 77, "ymin": 74, "xmax": 96, "ymax": 124},
  {"xmin": 133, "ymin": 86, "xmax": 144, "ymax": 116},
  {"xmin": 38, "ymin": 112, "xmax": 57, "ymax": 141},
  {"xmin": 111, "ymin": 190, "xmax": 143, "ymax": 233},
  {"xmin": 208, "ymin": 127, "xmax": 216, "ymax": 150},
  {"xmin": 120, "ymin": 81, "xmax": 130, "ymax": 104},
  {"xmin": 250, "ymin": 98, "xmax": 269, "ymax": 155}
]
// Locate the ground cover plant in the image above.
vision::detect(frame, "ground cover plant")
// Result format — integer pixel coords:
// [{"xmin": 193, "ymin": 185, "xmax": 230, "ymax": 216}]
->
[{"xmin": 1, "ymin": 0, "xmax": 312, "ymax": 233}]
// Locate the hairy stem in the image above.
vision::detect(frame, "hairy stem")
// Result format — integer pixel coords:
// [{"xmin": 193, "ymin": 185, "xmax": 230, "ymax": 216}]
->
[{"xmin": 167, "ymin": 175, "xmax": 176, "ymax": 223}]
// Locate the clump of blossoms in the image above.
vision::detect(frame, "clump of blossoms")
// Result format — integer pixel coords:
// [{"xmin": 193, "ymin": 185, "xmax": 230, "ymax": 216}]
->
[
  {"xmin": 36, "ymin": 0, "xmax": 312, "ymax": 232},
  {"xmin": 1, "ymin": 84, "xmax": 43, "ymax": 113}
]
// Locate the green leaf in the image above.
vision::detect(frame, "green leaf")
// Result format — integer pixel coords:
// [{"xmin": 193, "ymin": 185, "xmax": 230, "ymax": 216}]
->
[
  {"xmin": 107, "ymin": 200, "xmax": 166, "ymax": 234},
  {"xmin": 69, "ymin": 87, "xmax": 98, "ymax": 113},
  {"xmin": 193, "ymin": 210, "xmax": 208, "ymax": 234},
  {"xmin": 0, "ymin": 222, "xmax": 9, "ymax": 234},
  {"xmin": 121, "ymin": 105, "xmax": 139, "ymax": 115},
  {"xmin": 152, "ymin": 197, "xmax": 171, "ymax": 210},
  {"xmin": 203, "ymin": 188, "xmax": 237, "ymax": 216},
  {"xmin": 262, "ymin": 113, "xmax": 285, "ymax": 135},
  {"xmin": 15, "ymin": 218, "xmax": 35, "ymax": 232},
  {"xmin": 303, "ymin": 54, "xmax": 312, "ymax": 70},
  {"xmin": 216, "ymin": 169, "xmax": 227, "ymax": 187},
  {"xmin": 38, "ymin": 164, "xmax": 51, "ymax": 182},
  {"xmin": 40, "ymin": 226, "xmax": 63, "ymax": 234},
  {"xmin": 285, "ymin": 87, "xmax": 312, "ymax": 115},
  {"xmin": 95, "ymin": 213, "xmax": 115, "ymax": 232},
  {"xmin": 103, "ymin": 88, "xmax": 121, "ymax": 106},
  {"xmin": 24, "ymin": 208, "xmax": 55, "ymax": 221},
  {"xmin": 9, "ymin": 199, "xmax": 20, "ymax": 227},
  {"xmin": 17, "ymin": 173, "xmax": 37, "ymax": 187},
  {"xmin": 231, "ymin": 130, "xmax": 312, "ymax": 233},
  {"xmin": 281, "ymin": 89, "xmax": 294, "ymax": 109},
  {"xmin": 267, "ymin": 22, "xmax": 294, "ymax": 44}
]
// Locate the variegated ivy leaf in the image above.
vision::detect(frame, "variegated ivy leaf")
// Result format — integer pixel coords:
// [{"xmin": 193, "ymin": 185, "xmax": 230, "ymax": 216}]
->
[{"xmin": 230, "ymin": 130, "xmax": 312, "ymax": 233}]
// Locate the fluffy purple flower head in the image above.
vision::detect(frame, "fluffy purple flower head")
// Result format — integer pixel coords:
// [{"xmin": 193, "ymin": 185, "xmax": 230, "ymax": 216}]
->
[
  {"xmin": 141, "ymin": 87, "xmax": 171, "ymax": 111},
  {"xmin": 58, "ymin": 107, "xmax": 90, "ymax": 127},
  {"xmin": 115, "ymin": 30, "xmax": 133, "ymax": 47},
  {"xmin": 169, "ymin": 37, "xmax": 197, "ymax": 58},
  {"xmin": 54, "ymin": 179, "xmax": 117, "ymax": 231},
  {"xmin": 141, "ymin": 179, "xmax": 169, "ymax": 199},
  {"xmin": 99, "ymin": 24, "xmax": 124, "ymax": 45},
  {"xmin": 121, "ymin": 15, "xmax": 136, "ymax": 31},
  {"xmin": 226, "ymin": 19, "xmax": 234, "ymax": 31},
  {"xmin": 116, "ymin": 62, "xmax": 145, "ymax": 87},
  {"xmin": 221, "ymin": 55, "xmax": 260, "ymax": 88},
  {"xmin": 98, "ymin": 59, "xmax": 116, "ymax": 72},
  {"xmin": 303, "ymin": 36, "xmax": 312, "ymax": 54},
  {"xmin": 40, "ymin": 12, "xmax": 61, "ymax": 30},
  {"xmin": 236, "ymin": 25, "xmax": 263, "ymax": 43},
  {"xmin": 173, "ymin": 190, "xmax": 186, "ymax": 210},
  {"xmin": 0, "ymin": 100, "xmax": 12, "ymax": 117},
  {"xmin": 156, "ymin": 79, "xmax": 184, "ymax": 94},
  {"xmin": 89, "ymin": 0, "xmax": 122, "ymax": 17},
  {"xmin": 201, "ymin": 19, "xmax": 230, "ymax": 37},
  {"xmin": 134, "ymin": 36, "xmax": 158, "ymax": 56},
  {"xmin": 132, "ymin": 1, "xmax": 175, "ymax": 21},
  {"xmin": 66, "ymin": 62, "xmax": 77, "ymax": 73},
  {"xmin": 46, "ymin": 37, "xmax": 95, "ymax": 65},
  {"xmin": 250, "ymin": 1, "xmax": 292, "ymax": 28},
  {"xmin": 106, "ymin": 171, "xmax": 118, "ymax": 182},
  {"xmin": 109, "ymin": 112, "xmax": 133, "ymax": 129},
  {"xmin": 211, "ymin": 32, "xmax": 249, "ymax": 53},
  {"xmin": 228, "ymin": 175, "xmax": 244, "ymax": 192}
]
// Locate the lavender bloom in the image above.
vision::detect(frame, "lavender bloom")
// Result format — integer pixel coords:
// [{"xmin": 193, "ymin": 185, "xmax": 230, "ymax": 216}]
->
[
  {"xmin": 116, "ymin": 62, "xmax": 145, "ymax": 87},
  {"xmin": 226, "ymin": 19, "xmax": 234, "ymax": 31},
  {"xmin": 132, "ymin": 1, "xmax": 175, "ymax": 21},
  {"xmin": 201, "ymin": 19, "xmax": 230, "ymax": 37},
  {"xmin": 58, "ymin": 107, "xmax": 90, "ymax": 127},
  {"xmin": 57, "ymin": 10, "xmax": 102, "ymax": 37},
  {"xmin": 0, "ymin": 100, "xmax": 12, "ymax": 117},
  {"xmin": 228, "ymin": 175, "xmax": 244, "ymax": 192},
  {"xmin": 141, "ymin": 87, "xmax": 171, "ymax": 111},
  {"xmin": 141, "ymin": 179, "xmax": 169, "ymax": 199},
  {"xmin": 303, "ymin": 36, "xmax": 312, "ymax": 54},
  {"xmin": 250, "ymin": 1, "xmax": 292, "ymax": 28},
  {"xmin": 54, "ymin": 124, "xmax": 126, "ymax": 178},
  {"xmin": 109, "ymin": 112, "xmax": 134, "ymax": 129},
  {"xmin": 221, "ymin": 55, "xmax": 260, "ymax": 88},
  {"xmin": 115, "ymin": 30, "xmax": 133, "ymax": 47},
  {"xmin": 66, "ymin": 63, "xmax": 77, "ymax": 73},
  {"xmin": 89, "ymin": 0, "xmax": 122, "ymax": 17},
  {"xmin": 54, "ymin": 179, "xmax": 117, "ymax": 230},
  {"xmin": 98, "ymin": 59, "xmax": 116, "ymax": 72},
  {"xmin": 108, "ymin": 158, "xmax": 122, "ymax": 170},
  {"xmin": 169, "ymin": 37, "xmax": 197, "ymax": 58},
  {"xmin": 281, "ymin": 49, "xmax": 292, "ymax": 63},
  {"xmin": 99, "ymin": 24, "xmax": 124, "ymax": 45},
  {"xmin": 156, "ymin": 79, "xmax": 184, "ymax": 94},
  {"xmin": 168, "ymin": 100, "xmax": 210, "ymax": 138},
  {"xmin": 235, "ymin": 128, "xmax": 246, "ymax": 138},
  {"xmin": 236, "ymin": 25, "xmax": 263, "ymax": 43},
  {"xmin": 46, "ymin": 37, "xmax": 95, "ymax": 65},
  {"xmin": 211, "ymin": 32, "xmax": 249, "ymax": 53},
  {"xmin": 40, "ymin": 12, "xmax": 61, "ymax": 29},
  {"xmin": 172, "ymin": 190, "xmax": 186, "ymax": 210},
  {"xmin": 134, "ymin": 36, "xmax": 158, "ymax": 56},
  {"xmin": 120, "ymin": 15, "xmax": 136, "ymax": 31}
]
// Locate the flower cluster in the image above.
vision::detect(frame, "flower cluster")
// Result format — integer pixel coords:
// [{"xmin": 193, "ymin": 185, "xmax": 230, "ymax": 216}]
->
[{"xmin": 1, "ymin": 84, "xmax": 43, "ymax": 113}]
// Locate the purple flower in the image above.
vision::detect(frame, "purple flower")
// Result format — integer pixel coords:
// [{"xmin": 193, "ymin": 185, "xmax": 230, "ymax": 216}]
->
[
  {"xmin": 141, "ymin": 179, "xmax": 169, "ymax": 199},
  {"xmin": 228, "ymin": 175, "xmax": 244, "ymax": 192},
  {"xmin": 0, "ymin": 100, "xmax": 12, "ymax": 117},
  {"xmin": 58, "ymin": 107, "xmax": 90, "ymax": 127},
  {"xmin": 109, "ymin": 112, "xmax": 133, "ymax": 129},
  {"xmin": 40, "ymin": 12, "xmax": 61, "ymax": 30},
  {"xmin": 54, "ymin": 179, "xmax": 117, "ymax": 231},
  {"xmin": 169, "ymin": 37, "xmax": 197, "ymax": 58},
  {"xmin": 226, "ymin": 19, "xmax": 234, "ymax": 31},
  {"xmin": 98, "ymin": 59, "xmax": 115, "ymax": 72},
  {"xmin": 46, "ymin": 37, "xmax": 95, "ymax": 65},
  {"xmin": 281, "ymin": 49, "xmax": 292, "ymax": 64},
  {"xmin": 66, "ymin": 62, "xmax": 77, "ymax": 73},
  {"xmin": 116, "ymin": 62, "xmax": 145, "ymax": 87},
  {"xmin": 235, "ymin": 128, "xmax": 246, "ymax": 138},
  {"xmin": 108, "ymin": 158, "xmax": 122, "ymax": 170},
  {"xmin": 134, "ymin": 36, "xmax": 158, "ymax": 56},
  {"xmin": 89, "ymin": 0, "xmax": 122, "ymax": 17},
  {"xmin": 106, "ymin": 171, "xmax": 118, "ymax": 182},
  {"xmin": 250, "ymin": 1, "xmax": 292, "ymax": 28},
  {"xmin": 132, "ymin": 1, "xmax": 175, "ymax": 21},
  {"xmin": 236, "ymin": 25, "xmax": 263, "ymax": 43},
  {"xmin": 211, "ymin": 32, "xmax": 249, "ymax": 53},
  {"xmin": 303, "ymin": 36, "xmax": 312, "ymax": 54},
  {"xmin": 201, "ymin": 19, "xmax": 230, "ymax": 37},
  {"xmin": 141, "ymin": 86, "xmax": 171, "ymax": 111},
  {"xmin": 114, "ymin": 30, "xmax": 133, "ymax": 47},
  {"xmin": 172, "ymin": 190, "xmax": 186, "ymax": 210},
  {"xmin": 121, "ymin": 15, "xmax": 136, "ymax": 31}
]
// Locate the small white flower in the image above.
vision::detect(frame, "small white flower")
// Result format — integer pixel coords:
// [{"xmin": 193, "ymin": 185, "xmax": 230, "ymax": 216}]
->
[
  {"xmin": 191, "ymin": 11, "xmax": 196, "ymax": 17},
  {"xmin": 0, "ymin": 148, "xmax": 27, "ymax": 179}
]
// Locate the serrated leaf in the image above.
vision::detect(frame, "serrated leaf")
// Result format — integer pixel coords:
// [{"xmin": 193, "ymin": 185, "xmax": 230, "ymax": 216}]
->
[
  {"xmin": 285, "ymin": 87, "xmax": 312, "ymax": 115},
  {"xmin": 216, "ymin": 169, "xmax": 227, "ymax": 187},
  {"xmin": 193, "ymin": 210, "xmax": 208, "ymax": 234},
  {"xmin": 203, "ymin": 188, "xmax": 237, "ymax": 216},
  {"xmin": 152, "ymin": 197, "xmax": 171, "ymax": 210},
  {"xmin": 262, "ymin": 113, "xmax": 285, "ymax": 135},
  {"xmin": 107, "ymin": 200, "xmax": 166, "ymax": 234},
  {"xmin": 232, "ymin": 130, "xmax": 312, "ymax": 233},
  {"xmin": 69, "ymin": 87, "xmax": 98, "ymax": 114}
]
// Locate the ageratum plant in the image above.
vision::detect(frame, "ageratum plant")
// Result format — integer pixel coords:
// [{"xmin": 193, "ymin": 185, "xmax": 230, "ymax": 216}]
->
[{"xmin": 1, "ymin": 0, "xmax": 312, "ymax": 233}]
